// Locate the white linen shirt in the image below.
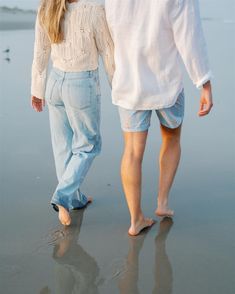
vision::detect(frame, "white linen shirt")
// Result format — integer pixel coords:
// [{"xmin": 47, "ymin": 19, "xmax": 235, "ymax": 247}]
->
[{"xmin": 105, "ymin": 0, "xmax": 212, "ymax": 110}]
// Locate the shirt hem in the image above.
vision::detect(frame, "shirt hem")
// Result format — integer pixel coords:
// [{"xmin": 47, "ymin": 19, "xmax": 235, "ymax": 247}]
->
[{"xmin": 112, "ymin": 85, "xmax": 184, "ymax": 111}]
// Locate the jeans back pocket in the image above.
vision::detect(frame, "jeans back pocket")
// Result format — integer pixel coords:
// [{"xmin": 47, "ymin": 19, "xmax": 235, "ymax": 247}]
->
[{"xmin": 68, "ymin": 78, "xmax": 93, "ymax": 110}]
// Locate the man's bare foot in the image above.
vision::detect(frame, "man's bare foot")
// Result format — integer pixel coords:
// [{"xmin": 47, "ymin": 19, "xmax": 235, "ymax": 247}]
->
[
  {"xmin": 155, "ymin": 207, "xmax": 174, "ymax": 218},
  {"xmin": 57, "ymin": 205, "xmax": 71, "ymax": 226},
  {"xmin": 128, "ymin": 217, "xmax": 155, "ymax": 236}
]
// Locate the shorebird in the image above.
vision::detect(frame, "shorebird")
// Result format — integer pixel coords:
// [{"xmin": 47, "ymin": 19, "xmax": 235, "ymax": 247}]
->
[{"xmin": 3, "ymin": 47, "xmax": 10, "ymax": 53}]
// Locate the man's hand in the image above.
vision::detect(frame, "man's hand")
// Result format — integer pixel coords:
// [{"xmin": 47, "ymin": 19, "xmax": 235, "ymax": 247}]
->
[
  {"xmin": 198, "ymin": 81, "xmax": 213, "ymax": 117},
  {"xmin": 31, "ymin": 96, "xmax": 45, "ymax": 112}
]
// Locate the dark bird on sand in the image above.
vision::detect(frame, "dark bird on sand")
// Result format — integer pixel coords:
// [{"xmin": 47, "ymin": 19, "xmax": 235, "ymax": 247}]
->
[{"xmin": 3, "ymin": 48, "xmax": 10, "ymax": 53}]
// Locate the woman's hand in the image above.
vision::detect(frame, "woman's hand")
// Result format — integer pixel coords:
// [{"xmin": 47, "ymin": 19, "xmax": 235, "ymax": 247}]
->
[{"xmin": 31, "ymin": 96, "xmax": 45, "ymax": 112}]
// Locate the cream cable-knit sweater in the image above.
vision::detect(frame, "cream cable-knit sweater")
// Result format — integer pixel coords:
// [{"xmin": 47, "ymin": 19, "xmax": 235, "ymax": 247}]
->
[{"xmin": 31, "ymin": 1, "xmax": 114, "ymax": 99}]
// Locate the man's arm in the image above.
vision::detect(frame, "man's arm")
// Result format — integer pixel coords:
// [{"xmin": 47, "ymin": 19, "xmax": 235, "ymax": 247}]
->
[{"xmin": 170, "ymin": 0, "xmax": 213, "ymax": 116}]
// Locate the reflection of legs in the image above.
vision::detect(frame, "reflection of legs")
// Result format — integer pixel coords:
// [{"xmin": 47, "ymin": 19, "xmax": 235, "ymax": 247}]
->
[
  {"xmin": 119, "ymin": 235, "xmax": 147, "ymax": 294},
  {"xmin": 53, "ymin": 210, "xmax": 100, "ymax": 294},
  {"xmin": 121, "ymin": 131, "xmax": 154, "ymax": 236},
  {"xmin": 153, "ymin": 218, "xmax": 173, "ymax": 294},
  {"xmin": 53, "ymin": 210, "xmax": 85, "ymax": 259},
  {"xmin": 156, "ymin": 125, "xmax": 182, "ymax": 217},
  {"xmin": 54, "ymin": 268, "xmax": 74, "ymax": 294},
  {"xmin": 39, "ymin": 287, "xmax": 51, "ymax": 294}
]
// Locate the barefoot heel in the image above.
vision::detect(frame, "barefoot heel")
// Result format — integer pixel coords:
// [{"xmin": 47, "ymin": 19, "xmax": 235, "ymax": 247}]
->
[{"xmin": 128, "ymin": 219, "xmax": 156, "ymax": 236}]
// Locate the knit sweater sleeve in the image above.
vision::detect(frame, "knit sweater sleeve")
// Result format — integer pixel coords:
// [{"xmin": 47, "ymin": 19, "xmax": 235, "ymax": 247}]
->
[
  {"xmin": 93, "ymin": 5, "xmax": 115, "ymax": 85},
  {"xmin": 31, "ymin": 13, "xmax": 51, "ymax": 99}
]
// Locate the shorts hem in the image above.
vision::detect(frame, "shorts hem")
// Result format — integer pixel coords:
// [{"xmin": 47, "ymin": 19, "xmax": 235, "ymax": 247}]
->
[
  {"xmin": 121, "ymin": 125, "xmax": 150, "ymax": 133},
  {"xmin": 160, "ymin": 119, "xmax": 184, "ymax": 129}
]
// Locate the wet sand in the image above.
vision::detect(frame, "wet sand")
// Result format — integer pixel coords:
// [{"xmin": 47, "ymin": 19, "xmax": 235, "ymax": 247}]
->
[{"xmin": 0, "ymin": 1, "xmax": 235, "ymax": 294}]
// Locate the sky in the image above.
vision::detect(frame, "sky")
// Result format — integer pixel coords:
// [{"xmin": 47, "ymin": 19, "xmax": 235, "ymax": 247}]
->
[
  {"xmin": 0, "ymin": 0, "xmax": 104, "ymax": 9},
  {"xmin": 0, "ymin": 0, "xmax": 234, "ymax": 17}
]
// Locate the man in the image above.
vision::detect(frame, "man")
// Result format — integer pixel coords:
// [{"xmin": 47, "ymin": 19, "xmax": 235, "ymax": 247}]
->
[{"xmin": 105, "ymin": 0, "xmax": 213, "ymax": 235}]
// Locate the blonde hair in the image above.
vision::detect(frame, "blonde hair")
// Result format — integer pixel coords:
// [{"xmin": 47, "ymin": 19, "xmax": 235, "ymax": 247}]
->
[{"xmin": 39, "ymin": 0, "xmax": 67, "ymax": 44}]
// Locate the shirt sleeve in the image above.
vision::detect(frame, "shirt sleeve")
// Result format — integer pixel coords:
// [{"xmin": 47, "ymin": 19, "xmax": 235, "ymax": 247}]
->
[
  {"xmin": 170, "ymin": 0, "xmax": 212, "ymax": 88},
  {"xmin": 31, "ymin": 12, "xmax": 51, "ymax": 99},
  {"xmin": 93, "ymin": 5, "xmax": 115, "ymax": 85}
]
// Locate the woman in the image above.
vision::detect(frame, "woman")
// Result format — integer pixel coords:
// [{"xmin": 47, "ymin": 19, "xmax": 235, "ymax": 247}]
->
[{"xmin": 31, "ymin": 0, "xmax": 114, "ymax": 226}]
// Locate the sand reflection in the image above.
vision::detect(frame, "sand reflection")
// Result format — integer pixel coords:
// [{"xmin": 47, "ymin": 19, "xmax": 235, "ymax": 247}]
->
[
  {"xmin": 153, "ymin": 218, "xmax": 173, "ymax": 294},
  {"xmin": 119, "ymin": 218, "xmax": 173, "ymax": 294},
  {"xmin": 52, "ymin": 210, "xmax": 100, "ymax": 294}
]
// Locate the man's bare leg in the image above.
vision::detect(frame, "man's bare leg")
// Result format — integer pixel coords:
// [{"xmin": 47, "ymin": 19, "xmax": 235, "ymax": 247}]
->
[
  {"xmin": 156, "ymin": 125, "xmax": 182, "ymax": 217},
  {"xmin": 121, "ymin": 131, "xmax": 155, "ymax": 236}
]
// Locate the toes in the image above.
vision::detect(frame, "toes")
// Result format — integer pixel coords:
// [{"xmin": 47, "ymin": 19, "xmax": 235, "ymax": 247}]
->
[
  {"xmin": 64, "ymin": 220, "xmax": 71, "ymax": 226},
  {"xmin": 60, "ymin": 218, "xmax": 71, "ymax": 226},
  {"xmin": 165, "ymin": 210, "xmax": 174, "ymax": 217},
  {"xmin": 147, "ymin": 218, "xmax": 155, "ymax": 227},
  {"xmin": 169, "ymin": 210, "xmax": 174, "ymax": 216}
]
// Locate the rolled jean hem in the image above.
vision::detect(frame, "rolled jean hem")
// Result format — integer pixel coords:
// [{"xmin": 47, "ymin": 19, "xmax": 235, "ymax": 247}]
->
[{"xmin": 50, "ymin": 196, "xmax": 89, "ymax": 212}]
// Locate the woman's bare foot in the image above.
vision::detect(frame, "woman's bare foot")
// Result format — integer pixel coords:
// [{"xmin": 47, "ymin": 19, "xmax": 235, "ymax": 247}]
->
[
  {"xmin": 128, "ymin": 216, "xmax": 155, "ymax": 236},
  {"xmin": 57, "ymin": 205, "xmax": 71, "ymax": 226}
]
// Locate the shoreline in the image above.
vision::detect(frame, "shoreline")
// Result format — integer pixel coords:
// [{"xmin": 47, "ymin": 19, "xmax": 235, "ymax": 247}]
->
[
  {"xmin": 0, "ymin": 22, "xmax": 35, "ymax": 31},
  {"xmin": 0, "ymin": 6, "xmax": 36, "ymax": 31}
]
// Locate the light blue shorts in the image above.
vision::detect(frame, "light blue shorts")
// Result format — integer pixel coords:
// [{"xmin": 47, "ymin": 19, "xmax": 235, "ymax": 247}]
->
[{"xmin": 118, "ymin": 90, "xmax": 185, "ymax": 132}]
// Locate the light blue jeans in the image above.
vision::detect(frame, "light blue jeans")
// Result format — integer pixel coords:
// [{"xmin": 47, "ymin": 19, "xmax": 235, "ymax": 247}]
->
[{"xmin": 45, "ymin": 68, "xmax": 101, "ymax": 211}]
